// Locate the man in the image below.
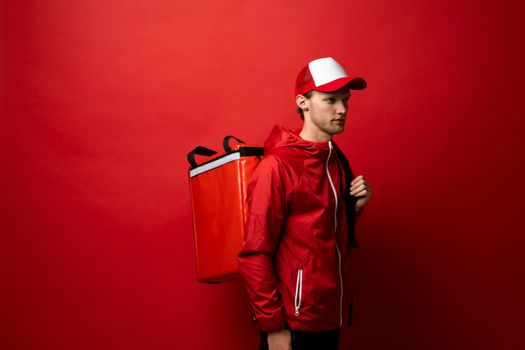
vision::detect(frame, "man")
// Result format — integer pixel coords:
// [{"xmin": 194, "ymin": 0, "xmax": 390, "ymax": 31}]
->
[{"xmin": 238, "ymin": 57, "xmax": 372, "ymax": 350}]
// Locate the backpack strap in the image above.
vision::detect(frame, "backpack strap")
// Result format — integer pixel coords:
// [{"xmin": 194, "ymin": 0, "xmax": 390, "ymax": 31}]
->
[{"xmin": 336, "ymin": 148, "xmax": 360, "ymax": 249}]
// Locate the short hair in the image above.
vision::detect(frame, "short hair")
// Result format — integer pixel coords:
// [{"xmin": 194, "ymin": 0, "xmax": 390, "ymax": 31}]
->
[{"xmin": 296, "ymin": 91, "xmax": 313, "ymax": 120}]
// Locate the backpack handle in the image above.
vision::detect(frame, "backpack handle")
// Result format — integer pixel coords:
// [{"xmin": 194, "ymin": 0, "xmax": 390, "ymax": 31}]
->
[
  {"xmin": 187, "ymin": 146, "xmax": 218, "ymax": 168},
  {"xmin": 223, "ymin": 135, "xmax": 246, "ymax": 153}
]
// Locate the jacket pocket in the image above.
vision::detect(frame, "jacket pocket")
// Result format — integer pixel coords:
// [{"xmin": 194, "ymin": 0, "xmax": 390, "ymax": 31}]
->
[{"xmin": 294, "ymin": 268, "xmax": 303, "ymax": 316}]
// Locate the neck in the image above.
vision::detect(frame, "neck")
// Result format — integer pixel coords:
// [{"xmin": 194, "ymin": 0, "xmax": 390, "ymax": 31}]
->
[{"xmin": 299, "ymin": 121, "xmax": 332, "ymax": 142}]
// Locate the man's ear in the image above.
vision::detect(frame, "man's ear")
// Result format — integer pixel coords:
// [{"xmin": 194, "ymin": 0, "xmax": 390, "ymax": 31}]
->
[{"xmin": 296, "ymin": 94, "xmax": 309, "ymax": 111}]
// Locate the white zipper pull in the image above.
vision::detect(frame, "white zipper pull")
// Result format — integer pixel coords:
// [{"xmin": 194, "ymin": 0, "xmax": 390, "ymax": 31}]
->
[{"xmin": 294, "ymin": 268, "xmax": 303, "ymax": 316}]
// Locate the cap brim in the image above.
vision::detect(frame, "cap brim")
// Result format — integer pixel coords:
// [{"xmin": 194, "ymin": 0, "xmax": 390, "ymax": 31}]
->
[{"xmin": 314, "ymin": 76, "xmax": 367, "ymax": 92}]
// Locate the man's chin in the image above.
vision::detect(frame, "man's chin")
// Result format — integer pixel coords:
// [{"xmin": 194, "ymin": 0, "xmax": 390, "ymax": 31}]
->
[{"xmin": 328, "ymin": 126, "xmax": 345, "ymax": 135}]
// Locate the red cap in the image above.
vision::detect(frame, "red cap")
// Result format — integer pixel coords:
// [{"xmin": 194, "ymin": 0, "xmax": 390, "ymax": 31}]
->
[{"xmin": 295, "ymin": 57, "xmax": 367, "ymax": 96}]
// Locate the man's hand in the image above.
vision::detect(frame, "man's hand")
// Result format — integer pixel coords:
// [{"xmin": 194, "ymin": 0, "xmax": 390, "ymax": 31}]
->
[
  {"xmin": 350, "ymin": 175, "xmax": 372, "ymax": 212},
  {"xmin": 267, "ymin": 329, "xmax": 292, "ymax": 350}
]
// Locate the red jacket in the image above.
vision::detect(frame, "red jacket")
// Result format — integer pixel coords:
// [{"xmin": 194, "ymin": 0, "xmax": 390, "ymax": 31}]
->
[{"xmin": 238, "ymin": 125, "xmax": 359, "ymax": 333}]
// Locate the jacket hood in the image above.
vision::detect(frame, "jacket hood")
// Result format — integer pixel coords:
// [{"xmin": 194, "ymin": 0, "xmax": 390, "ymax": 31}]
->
[{"xmin": 264, "ymin": 125, "xmax": 338, "ymax": 156}]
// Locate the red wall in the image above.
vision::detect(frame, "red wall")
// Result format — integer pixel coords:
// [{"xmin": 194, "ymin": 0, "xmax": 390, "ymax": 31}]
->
[{"xmin": 1, "ymin": 1, "xmax": 524, "ymax": 349}]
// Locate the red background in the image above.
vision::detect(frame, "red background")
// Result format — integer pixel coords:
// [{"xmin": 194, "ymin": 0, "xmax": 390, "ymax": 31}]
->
[{"xmin": 1, "ymin": 1, "xmax": 524, "ymax": 349}]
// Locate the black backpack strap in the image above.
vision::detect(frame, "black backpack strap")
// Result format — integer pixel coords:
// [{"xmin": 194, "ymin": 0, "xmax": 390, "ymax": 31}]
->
[
  {"xmin": 337, "ymin": 148, "xmax": 360, "ymax": 249},
  {"xmin": 187, "ymin": 146, "xmax": 218, "ymax": 168},
  {"xmin": 223, "ymin": 135, "xmax": 246, "ymax": 153},
  {"xmin": 239, "ymin": 146, "xmax": 264, "ymax": 157}
]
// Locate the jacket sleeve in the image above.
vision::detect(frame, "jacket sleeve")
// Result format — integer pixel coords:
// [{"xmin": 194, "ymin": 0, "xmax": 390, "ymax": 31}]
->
[{"xmin": 237, "ymin": 155, "xmax": 289, "ymax": 333}]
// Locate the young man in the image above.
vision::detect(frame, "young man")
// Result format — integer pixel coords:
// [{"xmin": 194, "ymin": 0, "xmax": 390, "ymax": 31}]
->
[{"xmin": 238, "ymin": 57, "xmax": 372, "ymax": 350}]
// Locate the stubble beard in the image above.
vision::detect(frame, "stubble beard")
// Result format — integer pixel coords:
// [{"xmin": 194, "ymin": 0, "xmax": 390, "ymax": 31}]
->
[
  {"xmin": 308, "ymin": 110, "xmax": 346, "ymax": 137},
  {"xmin": 329, "ymin": 121, "xmax": 345, "ymax": 135},
  {"xmin": 321, "ymin": 120, "xmax": 345, "ymax": 136}
]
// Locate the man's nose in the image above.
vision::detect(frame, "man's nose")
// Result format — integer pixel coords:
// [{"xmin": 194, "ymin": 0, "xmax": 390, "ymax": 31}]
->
[{"xmin": 336, "ymin": 100, "xmax": 347, "ymax": 115}]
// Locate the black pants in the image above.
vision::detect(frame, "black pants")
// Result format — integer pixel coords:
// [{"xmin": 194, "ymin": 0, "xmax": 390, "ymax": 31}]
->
[{"xmin": 259, "ymin": 329, "xmax": 341, "ymax": 350}]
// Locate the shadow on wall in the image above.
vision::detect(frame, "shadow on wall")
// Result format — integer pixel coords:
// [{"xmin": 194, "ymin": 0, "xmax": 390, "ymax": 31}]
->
[{"xmin": 343, "ymin": 213, "xmax": 452, "ymax": 349}]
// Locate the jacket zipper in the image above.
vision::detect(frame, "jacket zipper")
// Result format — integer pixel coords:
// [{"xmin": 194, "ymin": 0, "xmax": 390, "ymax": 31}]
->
[
  {"xmin": 294, "ymin": 268, "xmax": 303, "ymax": 316},
  {"xmin": 327, "ymin": 140, "xmax": 343, "ymax": 327}
]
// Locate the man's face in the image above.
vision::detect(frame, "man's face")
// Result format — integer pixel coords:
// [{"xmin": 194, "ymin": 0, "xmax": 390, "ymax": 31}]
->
[{"xmin": 304, "ymin": 89, "xmax": 351, "ymax": 136}]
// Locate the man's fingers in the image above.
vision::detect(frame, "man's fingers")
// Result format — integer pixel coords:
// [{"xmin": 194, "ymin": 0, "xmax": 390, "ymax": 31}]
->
[
  {"xmin": 350, "ymin": 176, "xmax": 372, "ymax": 199},
  {"xmin": 351, "ymin": 179, "xmax": 364, "ymax": 188},
  {"xmin": 351, "ymin": 175, "xmax": 363, "ymax": 185},
  {"xmin": 350, "ymin": 184, "xmax": 365, "ymax": 195},
  {"xmin": 352, "ymin": 189, "xmax": 370, "ymax": 198},
  {"xmin": 350, "ymin": 182, "xmax": 371, "ymax": 194},
  {"xmin": 350, "ymin": 184, "xmax": 372, "ymax": 197},
  {"xmin": 350, "ymin": 180, "xmax": 368, "ymax": 191}
]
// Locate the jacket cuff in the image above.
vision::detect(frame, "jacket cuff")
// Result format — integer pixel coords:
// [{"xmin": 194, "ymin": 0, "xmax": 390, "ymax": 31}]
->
[{"xmin": 255, "ymin": 310, "xmax": 288, "ymax": 333}]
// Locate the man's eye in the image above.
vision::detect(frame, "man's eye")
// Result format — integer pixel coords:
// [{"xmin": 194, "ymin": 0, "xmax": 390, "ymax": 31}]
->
[{"xmin": 327, "ymin": 98, "xmax": 336, "ymax": 103}]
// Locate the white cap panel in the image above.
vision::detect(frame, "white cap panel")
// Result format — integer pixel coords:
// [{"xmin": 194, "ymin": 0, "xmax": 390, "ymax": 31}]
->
[{"xmin": 308, "ymin": 57, "xmax": 348, "ymax": 86}]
